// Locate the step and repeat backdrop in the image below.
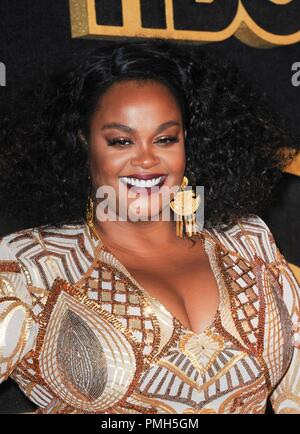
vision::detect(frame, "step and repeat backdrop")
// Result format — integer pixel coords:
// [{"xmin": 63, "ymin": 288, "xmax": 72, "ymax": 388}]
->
[{"xmin": 0, "ymin": 0, "xmax": 299, "ymax": 413}]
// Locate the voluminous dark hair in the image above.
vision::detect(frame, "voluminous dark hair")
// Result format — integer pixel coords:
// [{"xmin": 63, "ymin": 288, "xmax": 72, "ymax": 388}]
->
[{"xmin": 0, "ymin": 39, "xmax": 298, "ymax": 232}]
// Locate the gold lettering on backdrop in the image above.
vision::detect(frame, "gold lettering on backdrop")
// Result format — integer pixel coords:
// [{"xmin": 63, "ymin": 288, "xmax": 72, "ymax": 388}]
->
[
  {"xmin": 270, "ymin": 0, "xmax": 294, "ymax": 4},
  {"xmin": 69, "ymin": 0, "xmax": 300, "ymax": 47}
]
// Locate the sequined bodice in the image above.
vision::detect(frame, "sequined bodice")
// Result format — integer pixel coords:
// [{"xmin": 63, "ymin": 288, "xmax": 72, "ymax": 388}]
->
[{"xmin": 0, "ymin": 215, "xmax": 299, "ymax": 413}]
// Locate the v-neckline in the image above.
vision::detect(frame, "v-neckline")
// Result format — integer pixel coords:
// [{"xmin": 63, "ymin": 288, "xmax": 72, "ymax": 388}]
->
[{"xmin": 84, "ymin": 222, "xmax": 223, "ymax": 337}]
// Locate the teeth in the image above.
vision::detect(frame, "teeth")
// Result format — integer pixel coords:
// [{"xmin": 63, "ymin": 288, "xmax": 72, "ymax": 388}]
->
[{"xmin": 120, "ymin": 176, "xmax": 163, "ymax": 188}]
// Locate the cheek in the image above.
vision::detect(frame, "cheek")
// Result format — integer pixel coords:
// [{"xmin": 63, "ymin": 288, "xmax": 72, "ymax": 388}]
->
[
  {"xmin": 164, "ymin": 146, "xmax": 186, "ymax": 174},
  {"xmin": 89, "ymin": 146, "xmax": 127, "ymax": 179}
]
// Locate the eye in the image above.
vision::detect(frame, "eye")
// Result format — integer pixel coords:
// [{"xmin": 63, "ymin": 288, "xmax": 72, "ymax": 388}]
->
[
  {"xmin": 155, "ymin": 136, "xmax": 179, "ymax": 145},
  {"xmin": 107, "ymin": 137, "xmax": 133, "ymax": 147}
]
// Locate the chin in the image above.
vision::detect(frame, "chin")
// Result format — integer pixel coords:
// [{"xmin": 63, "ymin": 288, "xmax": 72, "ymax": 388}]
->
[{"xmin": 127, "ymin": 208, "xmax": 160, "ymax": 222}]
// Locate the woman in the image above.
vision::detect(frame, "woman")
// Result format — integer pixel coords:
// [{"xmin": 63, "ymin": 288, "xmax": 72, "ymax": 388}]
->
[{"xmin": 0, "ymin": 40, "xmax": 299, "ymax": 414}]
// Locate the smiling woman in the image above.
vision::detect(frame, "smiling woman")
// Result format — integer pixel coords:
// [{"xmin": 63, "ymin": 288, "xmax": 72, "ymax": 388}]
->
[
  {"xmin": 0, "ymin": 39, "xmax": 300, "ymax": 414},
  {"xmin": 86, "ymin": 80, "xmax": 185, "ymax": 225}
]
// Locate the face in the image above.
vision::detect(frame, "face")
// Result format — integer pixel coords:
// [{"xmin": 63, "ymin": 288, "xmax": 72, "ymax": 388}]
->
[{"xmin": 87, "ymin": 80, "xmax": 186, "ymax": 222}]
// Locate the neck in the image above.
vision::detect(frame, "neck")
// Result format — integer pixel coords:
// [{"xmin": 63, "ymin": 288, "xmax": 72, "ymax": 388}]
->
[{"xmin": 90, "ymin": 218, "xmax": 196, "ymax": 256}]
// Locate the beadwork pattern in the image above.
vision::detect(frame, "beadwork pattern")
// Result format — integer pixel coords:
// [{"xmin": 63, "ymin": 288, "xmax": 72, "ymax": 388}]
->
[{"xmin": 0, "ymin": 214, "xmax": 299, "ymax": 413}]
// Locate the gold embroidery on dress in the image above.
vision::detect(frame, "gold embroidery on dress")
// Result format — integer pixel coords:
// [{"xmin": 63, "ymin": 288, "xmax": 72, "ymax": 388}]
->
[
  {"xmin": 33, "ymin": 277, "xmax": 145, "ymax": 413},
  {"xmin": 0, "ymin": 297, "xmax": 34, "ymax": 377},
  {"xmin": 1, "ymin": 217, "xmax": 298, "ymax": 413},
  {"xmin": 178, "ymin": 330, "xmax": 225, "ymax": 375}
]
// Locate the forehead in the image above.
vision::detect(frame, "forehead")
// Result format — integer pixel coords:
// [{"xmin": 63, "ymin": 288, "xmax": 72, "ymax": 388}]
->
[{"xmin": 93, "ymin": 80, "xmax": 182, "ymax": 121}]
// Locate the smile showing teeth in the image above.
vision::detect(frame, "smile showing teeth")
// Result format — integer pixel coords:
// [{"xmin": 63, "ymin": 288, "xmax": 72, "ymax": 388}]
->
[{"xmin": 119, "ymin": 176, "xmax": 164, "ymax": 188}]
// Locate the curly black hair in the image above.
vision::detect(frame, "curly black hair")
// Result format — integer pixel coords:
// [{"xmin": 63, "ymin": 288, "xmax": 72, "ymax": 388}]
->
[{"xmin": 0, "ymin": 39, "xmax": 298, "ymax": 233}]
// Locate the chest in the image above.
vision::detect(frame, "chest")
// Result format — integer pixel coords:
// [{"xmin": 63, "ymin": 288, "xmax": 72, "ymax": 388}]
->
[{"xmin": 108, "ymin": 240, "xmax": 220, "ymax": 335}]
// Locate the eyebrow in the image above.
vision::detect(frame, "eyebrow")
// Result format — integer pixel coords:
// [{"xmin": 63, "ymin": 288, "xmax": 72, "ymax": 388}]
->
[{"xmin": 100, "ymin": 120, "xmax": 180, "ymax": 134}]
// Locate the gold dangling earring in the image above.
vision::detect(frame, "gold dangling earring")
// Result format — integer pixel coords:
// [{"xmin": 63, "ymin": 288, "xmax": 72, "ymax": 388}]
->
[
  {"xmin": 86, "ymin": 177, "xmax": 103, "ymax": 242},
  {"xmin": 170, "ymin": 175, "xmax": 200, "ymax": 238},
  {"xmin": 86, "ymin": 176, "xmax": 94, "ymax": 230}
]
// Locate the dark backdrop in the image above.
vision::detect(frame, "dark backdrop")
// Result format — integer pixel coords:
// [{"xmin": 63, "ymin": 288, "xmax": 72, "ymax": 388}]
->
[{"xmin": 0, "ymin": 0, "xmax": 299, "ymax": 413}]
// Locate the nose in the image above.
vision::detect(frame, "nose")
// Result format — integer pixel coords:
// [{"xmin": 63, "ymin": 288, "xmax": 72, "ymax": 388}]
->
[{"xmin": 130, "ymin": 143, "xmax": 160, "ymax": 169}]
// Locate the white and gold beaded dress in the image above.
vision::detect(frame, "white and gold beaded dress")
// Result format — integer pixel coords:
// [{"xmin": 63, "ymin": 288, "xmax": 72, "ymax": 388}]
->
[{"xmin": 0, "ymin": 214, "xmax": 299, "ymax": 414}]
